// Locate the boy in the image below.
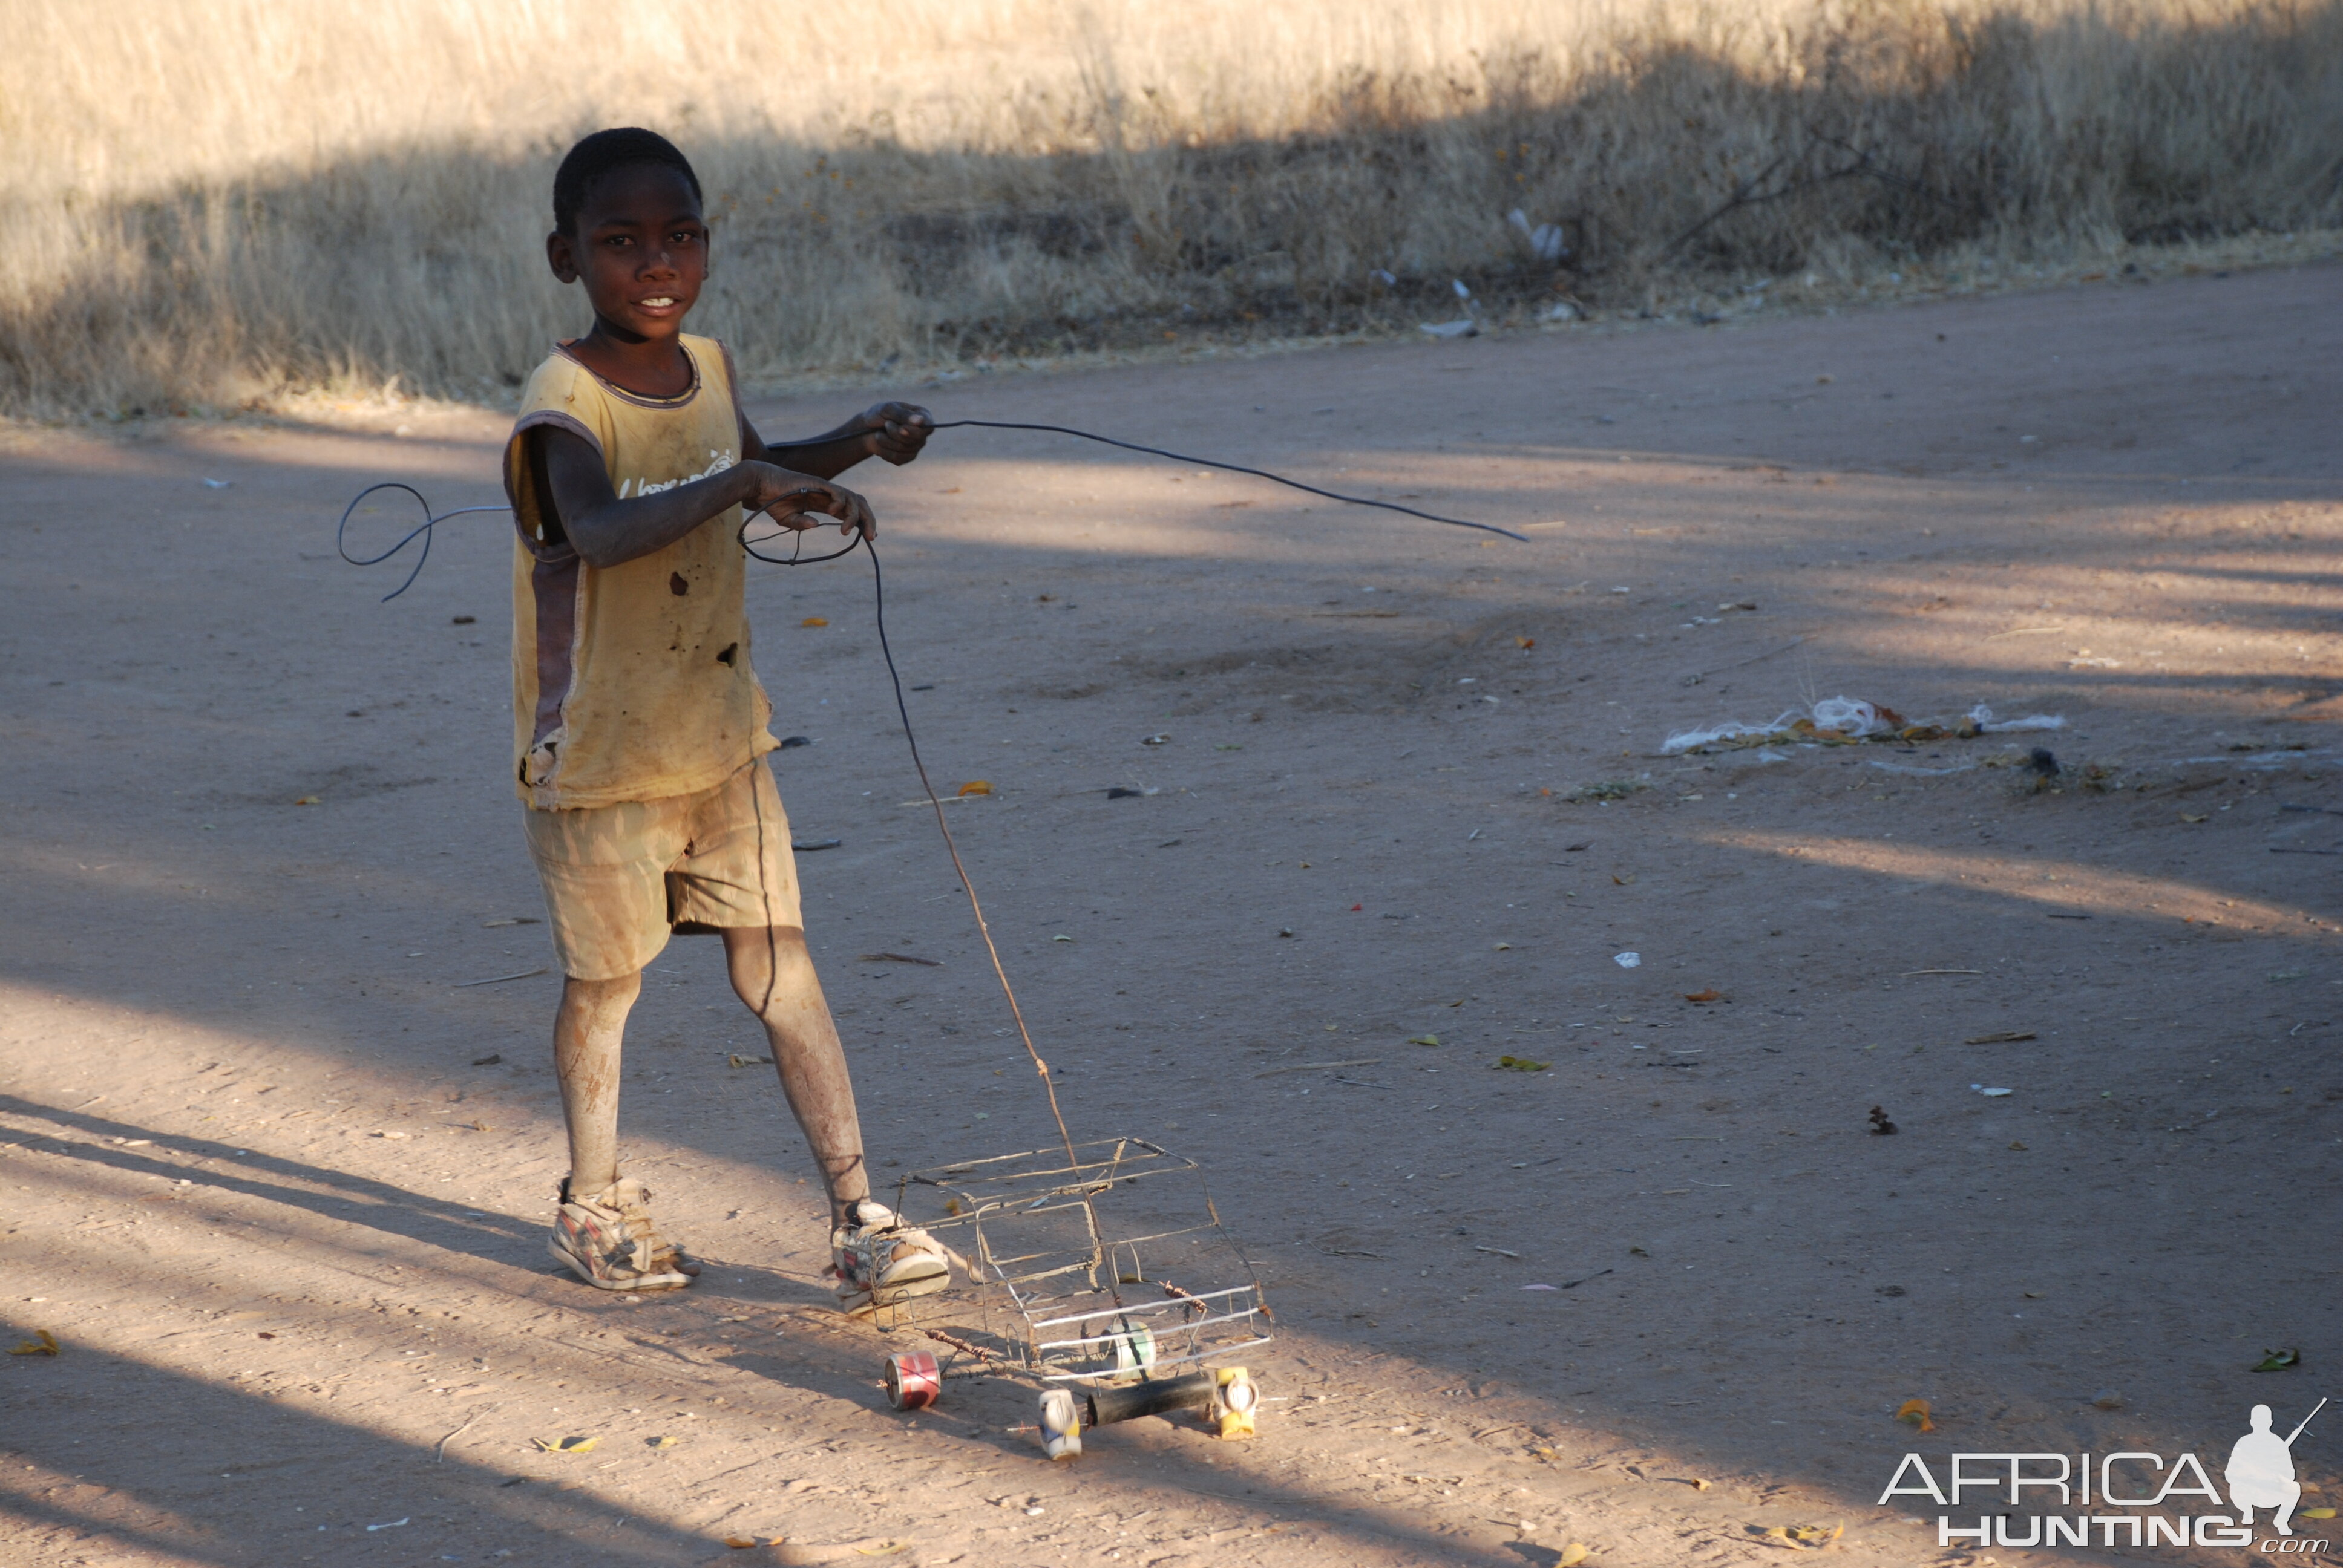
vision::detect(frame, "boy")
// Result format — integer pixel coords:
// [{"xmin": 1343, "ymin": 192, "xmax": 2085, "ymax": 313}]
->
[{"xmin": 503, "ymin": 126, "xmax": 948, "ymax": 1311}]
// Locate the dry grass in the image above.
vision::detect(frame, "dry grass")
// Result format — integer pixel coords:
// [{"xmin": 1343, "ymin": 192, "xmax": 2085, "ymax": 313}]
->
[{"xmin": 3, "ymin": 0, "xmax": 2339, "ymax": 417}]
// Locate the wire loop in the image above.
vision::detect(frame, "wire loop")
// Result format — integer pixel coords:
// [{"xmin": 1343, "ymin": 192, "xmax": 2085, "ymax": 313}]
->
[
  {"xmin": 739, "ymin": 514, "xmax": 865, "ymax": 566},
  {"xmin": 335, "ymin": 482, "xmax": 511, "ymax": 602}
]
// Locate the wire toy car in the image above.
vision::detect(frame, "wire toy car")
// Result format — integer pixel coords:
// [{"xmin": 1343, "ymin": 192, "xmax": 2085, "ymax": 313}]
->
[{"xmin": 865, "ymin": 1137, "xmax": 1272, "ymax": 1459}]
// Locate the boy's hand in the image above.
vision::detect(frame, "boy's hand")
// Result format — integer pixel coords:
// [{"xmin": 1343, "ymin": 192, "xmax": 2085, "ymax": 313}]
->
[
  {"xmin": 858, "ymin": 402, "xmax": 933, "ymax": 466},
  {"xmin": 744, "ymin": 463, "xmax": 877, "ymax": 541}
]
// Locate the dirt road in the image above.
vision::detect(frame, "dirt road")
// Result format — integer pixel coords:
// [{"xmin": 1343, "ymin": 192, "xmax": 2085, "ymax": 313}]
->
[{"xmin": 4, "ymin": 264, "xmax": 2338, "ymax": 1567}]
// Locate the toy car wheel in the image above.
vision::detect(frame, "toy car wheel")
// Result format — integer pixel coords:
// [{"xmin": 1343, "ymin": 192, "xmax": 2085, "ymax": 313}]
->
[{"xmin": 884, "ymin": 1351, "xmax": 941, "ymax": 1411}]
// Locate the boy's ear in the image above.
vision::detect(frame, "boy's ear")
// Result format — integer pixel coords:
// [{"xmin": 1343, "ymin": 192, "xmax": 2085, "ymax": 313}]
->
[{"xmin": 546, "ymin": 229, "xmax": 580, "ymax": 284}]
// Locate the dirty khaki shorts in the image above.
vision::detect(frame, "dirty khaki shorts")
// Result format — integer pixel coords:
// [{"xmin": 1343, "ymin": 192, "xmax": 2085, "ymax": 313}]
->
[{"xmin": 522, "ymin": 760, "xmax": 803, "ymax": 981}]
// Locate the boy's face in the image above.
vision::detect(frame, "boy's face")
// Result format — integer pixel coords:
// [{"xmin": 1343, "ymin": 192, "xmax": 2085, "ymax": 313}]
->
[{"xmin": 546, "ymin": 163, "xmax": 709, "ymax": 342}]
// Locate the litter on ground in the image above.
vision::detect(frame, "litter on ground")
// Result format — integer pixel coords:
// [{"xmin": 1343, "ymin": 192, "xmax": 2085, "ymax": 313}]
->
[{"xmin": 1663, "ymin": 699, "xmax": 2065, "ymax": 756}]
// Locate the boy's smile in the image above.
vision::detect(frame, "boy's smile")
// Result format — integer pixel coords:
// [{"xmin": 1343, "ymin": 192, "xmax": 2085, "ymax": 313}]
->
[{"xmin": 547, "ymin": 162, "xmax": 710, "ymax": 396}]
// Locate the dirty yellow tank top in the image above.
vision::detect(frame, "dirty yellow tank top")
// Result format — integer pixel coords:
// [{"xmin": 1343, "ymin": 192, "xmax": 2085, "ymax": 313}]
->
[{"xmin": 502, "ymin": 335, "xmax": 777, "ymax": 809}]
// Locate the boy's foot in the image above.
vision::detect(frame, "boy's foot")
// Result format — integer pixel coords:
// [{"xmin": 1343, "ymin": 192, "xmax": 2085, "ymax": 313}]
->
[
  {"xmin": 549, "ymin": 1176, "xmax": 700, "ymax": 1291},
  {"xmin": 830, "ymin": 1198, "xmax": 953, "ymax": 1315}
]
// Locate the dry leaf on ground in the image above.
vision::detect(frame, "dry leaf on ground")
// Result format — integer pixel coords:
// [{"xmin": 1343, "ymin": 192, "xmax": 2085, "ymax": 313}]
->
[{"xmin": 1754, "ymin": 1523, "xmax": 1844, "ymax": 1549}]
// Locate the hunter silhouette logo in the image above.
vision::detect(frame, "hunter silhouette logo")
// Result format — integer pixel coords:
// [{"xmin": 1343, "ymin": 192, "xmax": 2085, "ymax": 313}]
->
[
  {"xmin": 1878, "ymin": 1397, "xmax": 2330, "ymax": 1550},
  {"xmin": 2229, "ymin": 1399, "xmax": 2326, "ymax": 1536}
]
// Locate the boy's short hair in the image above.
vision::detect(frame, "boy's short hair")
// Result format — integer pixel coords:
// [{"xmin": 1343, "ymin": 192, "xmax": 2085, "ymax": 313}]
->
[{"xmin": 553, "ymin": 128, "xmax": 703, "ymax": 235}]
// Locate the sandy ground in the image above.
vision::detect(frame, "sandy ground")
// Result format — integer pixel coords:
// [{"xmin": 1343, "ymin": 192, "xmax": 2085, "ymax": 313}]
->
[{"xmin": 4, "ymin": 264, "xmax": 2340, "ymax": 1568}]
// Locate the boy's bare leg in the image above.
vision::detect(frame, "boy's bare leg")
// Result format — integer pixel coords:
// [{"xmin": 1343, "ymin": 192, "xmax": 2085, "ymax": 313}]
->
[
  {"xmin": 553, "ymin": 973, "xmax": 640, "ymax": 1193},
  {"xmin": 722, "ymin": 926, "xmax": 867, "ymax": 1227}
]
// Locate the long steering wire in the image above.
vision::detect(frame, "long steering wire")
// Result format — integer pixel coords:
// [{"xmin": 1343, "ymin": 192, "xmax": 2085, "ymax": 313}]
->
[
  {"xmin": 741, "ymin": 523, "xmax": 1083, "ymax": 1187},
  {"xmin": 732, "ymin": 523, "xmax": 1092, "ymax": 1165},
  {"xmin": 847, "ymin": 529, "xmax": 1080, "ymax": 1168}
]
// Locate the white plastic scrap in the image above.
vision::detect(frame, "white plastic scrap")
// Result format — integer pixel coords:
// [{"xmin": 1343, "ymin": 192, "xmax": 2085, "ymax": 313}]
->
[
  {"xmin": 1420, "ymin": 319, "xmax": 1478, "ymax": 338},
  {"xmin": 1965, "ymin": 704, "xmax": 2065, "ymax": 734},
  {"xmin": 1614, "ymin": 951, "xmax": 1642, "ymax": 969},
  {"xmin": 1507, "ymin": 208, "xmax": 1569, "ymax": 261},
  {"xmin": 1811, "ymin": 697, "xmax": 1895, "ymax": 737},
  {"xmin": 1971, "ymin": 1084, "xmax": 2014, "ymax": 1097},
  {"xmin": 1661, "ymin": 697, "xmax": 2067, "ymax": 755},
  {"xmin": 1661, "ymin": 711, "xmax": 1804, "ymax": 754}
]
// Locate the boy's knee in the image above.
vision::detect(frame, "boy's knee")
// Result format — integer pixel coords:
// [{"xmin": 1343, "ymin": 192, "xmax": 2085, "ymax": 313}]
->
[
  {"xmin": 565, "ymin": 971, "xmax": 642, "ymax": 1008},
  {"xmin": 726, "ymin": 925, "xmax": 813, "ymax": 991},
  {"xmin": 726, "ymin": 924, "xmax": 808, "ymax": 957}
]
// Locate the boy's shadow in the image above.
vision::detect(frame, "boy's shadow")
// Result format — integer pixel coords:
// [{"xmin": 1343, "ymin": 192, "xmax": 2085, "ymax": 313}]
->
[{"xmin": 0, "ymin": 1093, "xmax": 543, "ymax": 1261}]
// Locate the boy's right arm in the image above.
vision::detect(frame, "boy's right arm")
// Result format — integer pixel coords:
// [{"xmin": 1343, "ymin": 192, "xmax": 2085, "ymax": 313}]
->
[{"xmin": 533, "ymin": 426, "xmax": 876, "ymax": 569}]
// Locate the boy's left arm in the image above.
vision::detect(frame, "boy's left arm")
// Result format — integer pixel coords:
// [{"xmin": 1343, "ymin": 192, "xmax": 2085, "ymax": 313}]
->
[{"xmin": 746, "ymin": 402, "xmax": 932, "ymax": 480}]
